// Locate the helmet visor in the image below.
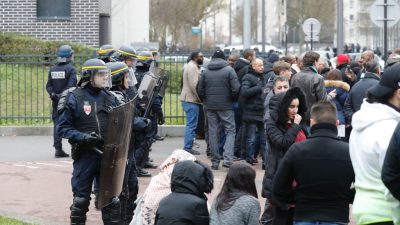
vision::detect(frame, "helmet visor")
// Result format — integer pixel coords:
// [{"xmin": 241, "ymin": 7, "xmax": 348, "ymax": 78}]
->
[
  {"xmin": 128, "ymin": 68, "xmax": 138, "ymax": 87},
  {"xmin": 92, "ymin": 68, "xmax": 112, "ymax": 88}
]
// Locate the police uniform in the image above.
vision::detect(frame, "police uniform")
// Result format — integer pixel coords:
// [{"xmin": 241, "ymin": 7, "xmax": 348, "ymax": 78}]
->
[
  {"xmin": 46, "ymin": 45, "xmax": 77, "ymax": 157},
  {"xmin": 57, "ymin": 59, "xmax": 121, "ymax": 225}
]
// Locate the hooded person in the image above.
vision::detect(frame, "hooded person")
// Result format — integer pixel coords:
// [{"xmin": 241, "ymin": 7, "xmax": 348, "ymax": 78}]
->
[
  {"xmin": 130, "ymin": 149, "xmax": 197, "ymax": 225},
  {"xmin": 350, "ymin": 63, "xmax": 400, "ymax": 225},
  {"xmin": 261, "ymin": 87, "xmax": 308, "ymax": 225},
  {"xmin": 154, "ymin": 160, "xmax": 214, "ymax": 225}
]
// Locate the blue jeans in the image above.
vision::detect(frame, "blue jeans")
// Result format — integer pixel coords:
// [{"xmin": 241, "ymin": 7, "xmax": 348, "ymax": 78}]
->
[
  {"xmin": 245, "ymin": 122, "xmax": 265, "ymax": 161},
  {"xmin": 294, "ymin": 221, "xmax": 345, "ymax": 225},
  {"xmin": 182, "ymin": 101, "xmax": 199, "ymax": 150}
]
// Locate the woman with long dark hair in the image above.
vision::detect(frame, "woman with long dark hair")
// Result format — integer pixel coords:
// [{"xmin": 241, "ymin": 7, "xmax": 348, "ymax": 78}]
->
[{"xmin": 210, "ymin": 163, "xmax": 261, "ymax": 225}]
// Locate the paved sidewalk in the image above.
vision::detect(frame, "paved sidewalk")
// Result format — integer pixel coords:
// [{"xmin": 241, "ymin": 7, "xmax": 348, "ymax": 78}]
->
[{"xmin": 0, "ymin": 136, "xmax": 266, "ymax": 225}]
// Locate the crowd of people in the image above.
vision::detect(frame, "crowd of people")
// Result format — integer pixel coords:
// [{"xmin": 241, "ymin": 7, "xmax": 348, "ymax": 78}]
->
[
  {"xmin": 45, "ymin": 42, "xmax": 400, "ymax": 225},
  {"xmin": 179, "ymin": 47, "xmax": 400, "ymax": 225}
]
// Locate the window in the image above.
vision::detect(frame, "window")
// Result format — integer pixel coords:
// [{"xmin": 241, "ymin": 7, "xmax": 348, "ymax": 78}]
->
[{"xmin": 37, "ymin": 0, "xmax": 71, "ymax": 20}]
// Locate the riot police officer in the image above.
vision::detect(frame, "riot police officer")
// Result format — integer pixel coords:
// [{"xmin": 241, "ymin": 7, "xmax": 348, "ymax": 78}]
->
[
  {"xmin": 97, "ymin": 44, "xmax": 115, "ymax": 63},
  {"xmin": 136, "ymin": 50, "xmax": 165, "ymax": 142},
  {"xmin": 107, "ymin": 61, "xmax": 150, "ymax": 224},
  {"xmin": 57, "ymin": 58, "xmax": 121, "ymax": 225},
  {"xmin": 46, "ymin": 44, "xmax": 77, "ymax": 158}
]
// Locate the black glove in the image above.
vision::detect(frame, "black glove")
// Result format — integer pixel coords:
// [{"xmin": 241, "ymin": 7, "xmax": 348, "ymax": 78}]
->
[
  {"xmin": 158, "ymin": 114, "xmax": 165, "ymax": 125},
  {"xmin": 50, "ymin": 92, "xmax": 59, "ymax": 101},
  {"xmin": 83, "ymin": 132, "xmax": 101, "ymax": 146},
  {"xmin": 144, "ymin": 118, "xmax": 152, "ymax": 131}
]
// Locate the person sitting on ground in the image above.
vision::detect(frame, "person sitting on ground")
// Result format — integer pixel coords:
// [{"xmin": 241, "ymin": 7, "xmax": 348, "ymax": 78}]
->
[
  {"xmin": 210, "ymin": 163, "xmax": 261, "ymax": 225},
  {"xmin": 154, "ymin": 160, "xmax": 214, "ymax": 225},
  {"xmin": 130, "ymin": 149, "xmax": 197, "ymax": 225}
]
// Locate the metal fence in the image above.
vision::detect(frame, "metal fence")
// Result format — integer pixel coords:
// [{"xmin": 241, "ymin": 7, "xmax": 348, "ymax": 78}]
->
[{"xmin": 0, "ymin": 54, "xmax": 189, "ymax": 125}]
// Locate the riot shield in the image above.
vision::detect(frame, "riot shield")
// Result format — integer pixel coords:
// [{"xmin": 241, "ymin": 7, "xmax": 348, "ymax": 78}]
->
[
  {"xmin": 98, "ymin": 99, "xmax": 136, "ymax": 209},
  {"xmin": 137, "ymin": 71, "xmax": 158, "ymax": 100},
  {"xmin": 143, "ymin": 68, "xmax": 169, "ymax": 117},
  {"xmin": 157, "ymin": 69, "xmax": 170, "ymax": 97}
]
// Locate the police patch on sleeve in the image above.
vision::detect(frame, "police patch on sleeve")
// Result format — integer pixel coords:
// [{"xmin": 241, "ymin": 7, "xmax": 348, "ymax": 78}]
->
[
  {"xmin": 51, "ymin": 71, "xmax": 66, "ymax": 79},
  {"xmin": 83, "ymin": 101, "xmax": 91, "ymax": 115}
]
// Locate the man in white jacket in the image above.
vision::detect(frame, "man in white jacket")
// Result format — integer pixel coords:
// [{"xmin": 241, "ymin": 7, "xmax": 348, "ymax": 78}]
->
[{"xmin": 350, "ymin": 63, "xmax": 400, "ymax": 225}]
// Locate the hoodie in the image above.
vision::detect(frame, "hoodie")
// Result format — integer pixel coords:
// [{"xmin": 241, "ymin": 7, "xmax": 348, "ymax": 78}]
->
[
  {"xmin": 350, "ymin": 100, "xmax": 400, "ymax": 225},
  {"xmin": 197, "ymin": 58, "xmax": 240, "ymax": 110}
]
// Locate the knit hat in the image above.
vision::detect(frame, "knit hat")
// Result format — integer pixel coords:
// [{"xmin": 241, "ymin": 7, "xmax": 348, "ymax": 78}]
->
[
  {"xmin": 268, "ymin": 53, "xmax": 280, "ymax": 63},
  {"xmin": 212, "ymin": 50, "xmax": 226, "ymax": 60},
  {"xmin": 337, "ymin": 54, "xmax": 349, "ymax": 65}
]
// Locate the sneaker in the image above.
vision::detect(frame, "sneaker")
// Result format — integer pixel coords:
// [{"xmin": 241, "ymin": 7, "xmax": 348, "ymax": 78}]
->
[
  {"xmin": 137, "ymin": 168, "xmax": 152, "ymax": 177},
  {"xmin": 154, "ymin": 135, "xmax": 165, "ymax": 141},
  {"xmin": 222, "ymin": 162, "xmax": 232, "ymax": 168},
  {"xmin": 143, "ymin": 161, "xmax": 158, "ymax": 169},
  {"xmin": 246, "ymin": 159, "xmax": 255, "ymax": 165},
  {"xmin": 186, "ymin": 149, "xmax": 200, "ymax": 155},
  {"xmin": 211, "ymin": 164, "xmax": 219, "ymax": 170},
  {"xmin": 55, "ymin": 149, "xmax": 69, "ymax": 158},
  {"xmin": 232, "ymin": 156, "xmax": 240, "ymax": 161}
]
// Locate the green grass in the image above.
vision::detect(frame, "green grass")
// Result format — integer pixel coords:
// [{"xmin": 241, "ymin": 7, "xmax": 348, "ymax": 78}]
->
[
  {"xmin": 0, "ymin": 63, "xmax": 186, "ymax": 125},
  {"xmin": 0, "ymin": 216, "xmax": 36, "ymax": 225}
]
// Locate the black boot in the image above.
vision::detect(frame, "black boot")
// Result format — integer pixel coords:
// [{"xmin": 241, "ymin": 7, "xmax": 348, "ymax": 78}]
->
[
  {"xmin": 143, "ymin": 161, "xmax": 158, "ymax": 169},
  {"xmin": 102, "ymin": 197, "xmax": 121, "ymax": 225},
  {"xmin": 55, "ymin": 148, "xmax": 69, "ymax": 158},
  {"xmin": 137, "ymin": 168, "xmax": 151, "ymax": 177},
  {"xmin": 70, "ymin": 197, "xmax": 89, "ymax": 225}
]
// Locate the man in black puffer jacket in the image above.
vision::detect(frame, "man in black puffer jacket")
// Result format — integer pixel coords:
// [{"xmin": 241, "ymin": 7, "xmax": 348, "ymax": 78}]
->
[
  {"xmin": 198, "ymin": 50, "xmax": 240, "ymax": 169},
  {"xmin": 240, "ymin": 58, "xmax": 266, "ymax": 165},
  {"xmin": 154, "ymin": 160, "xmax": 214, "ymax": 225}
]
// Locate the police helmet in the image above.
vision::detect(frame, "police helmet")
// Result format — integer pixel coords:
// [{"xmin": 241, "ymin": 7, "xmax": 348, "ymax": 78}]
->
[
  {"xmin": 136, "ymin": 51, "xmax": 153, "ymax": 67},
  {"xmin": 149, "ymin": 47, "xmax": 158, "ymax": 57},
  {"xmin": 106, "ymin": 62, "xmax": 130, "ymax": 87},
  {"xmin": 80, "ymin": 59, "xmax": 111, "ymax": 88},
  {"xmin": 57, "ymin": 45, "xmax": 74, "ymax": 63},
  {"xmin": 117, "ymin": 45, "xmax": 137, "ymax": 61},
  {"xmin": 136, "ymin": 47, "xmax": 149, "ymax": 52},
  {"xmin": 97, "ymin": 44, "xmax": 115, "ymax": 61}
]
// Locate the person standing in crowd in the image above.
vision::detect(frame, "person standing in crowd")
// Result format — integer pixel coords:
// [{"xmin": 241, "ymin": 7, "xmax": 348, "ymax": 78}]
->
[
  {"xmin": 335, "ymin": 54, "xmax": 356, "ymax": 87},
  {"xmin": 291, "ymin": 51, "xmax": 336, "ymax": 127},
  {"xmin": 385, "ymin": 48, "xmax": 400, "ymax": 69},
  {"xmin": 324, "ymin": 69, "xmax": 350, "ymax": 139},
  {"xmin": 240, "ymin": 58, "xmax": 266, "ymax": 165},
  {"xmin": 261, "ymin": 87, "xmax": 307, "ymax": 225},
  {"xmin": 273, "ymin": 101, "xmax": 355, "ymax": 225},
  {"xmin": 181, "ymin": 51, "xmax": 204, "ymax": 155},
  {"xmin": 350, "ymin": 63, "xmax": 400, "ymax": 225},
  {"xmin": 154, "ymin": 160, "xmax": 213, "ymax": 225},
  {"xmin": 233, "ymin": 48, "xmax": 256, "ymax": 83},
  {"xmin": 227, "ymin": 51, "xmax": 240, "ymax": 67},
  {"xmin": 358, "ymin": 50, "xmax": 375, "ymax": 80},
  {"xmin": 197, "ymin": 50, "xmax": 240, "ymax": 170},
  {"xmin": 57, "ymin": 59, "xmax": 121, "ymax": 224},
  {"xmin": 344, "ymin": 60, "xmax": 381, "ymax": 124},
  {"xmin": 280, "ymin": 55, "xmax": 298, "ymax": 76},
  {"xmin": 46, "ymin": 44, "xmax": 77, "ymax": 158},
  {"xmin": 263, "ymin": 76, "xmax": 291, "ymax": 128},
  {"xmin": 210, "ymin": 163, "xmax": 261, "ymax": 225}
]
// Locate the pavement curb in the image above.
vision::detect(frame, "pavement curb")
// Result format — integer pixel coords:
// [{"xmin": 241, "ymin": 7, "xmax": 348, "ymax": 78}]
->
[{"xmin": 0, "ymin": 125, "xmax": 185, "ymax": 137}]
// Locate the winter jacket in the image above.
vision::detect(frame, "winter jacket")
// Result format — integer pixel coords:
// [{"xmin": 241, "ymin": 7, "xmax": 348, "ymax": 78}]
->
[
  {"xmin": 324, "ymin": 80, "xmax": 350, "ymax": 125},
  {"xmin": 46, "ymin": 62, "xmax": 77, "ymax": 98},
  {"xmin": 343, "ymin": 72, "xmax": 380, "ymax": 123},
  {"xmin": 382, "ymin": 122, "xmax": 400, "ymax": 201},
  {"xmin": 273, "ymin": 123, "xmax": 355, "ymax": 223},
  {"xmin": 262, "ymin": 88, "xmax": 307, "ymax": 200},
  {"xmin": 181, "ymin": 60, "xmax": 201, "ymax": 104},
  {"xmin": 154, "ymin": 160, "xmax": 212, "ymax": 225},
  {"xmin": 233, "ymin": 58, "xmax": 250, "ymax": 83},
  {"xmin": 350, "ymin": 100, "xmax": 400, "ymax": 225},
  {"xmin": 197, "ymin": 58, "xmax": 240, "ymax": 110},
  {"xmin": 290, "ymin": 67, "xmax": 332, "ymax": 125},
  {"xmin": 240, "ymin": 67, "xmax": 265, "ymax": 123}
]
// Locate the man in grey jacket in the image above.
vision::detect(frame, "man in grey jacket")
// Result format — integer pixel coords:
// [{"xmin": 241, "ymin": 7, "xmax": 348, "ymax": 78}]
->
[
  {"xmin": 198, "ymin": 50, "xmax": 240, "ymax": 170},
  {"xmin": 291, "ymin": 51, "xmax": 336, "ymax": 126}
]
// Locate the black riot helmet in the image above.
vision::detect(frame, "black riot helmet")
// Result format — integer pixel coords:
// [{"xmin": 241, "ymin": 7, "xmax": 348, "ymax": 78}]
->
[
  {"xmin": 136, "ymin": 50, "xmax": 154, "ymax": 67},
  {"xmin": 117, "ymin": 45, "xmax": 137, "ymax": 61},
  {"xmin": 97, "ymin": 44, "xmax": 115, "ymax": 62},
  {"xmin": 79, "ymin": 58, "xmax": 111, "ymax": 88},
  {"xmin": 106, "ymin": 62, "xmax": 131, "ymax": 89},
  {"xmin": 57, "ymin": 45, "xmax": 74, "ymax": 63}
]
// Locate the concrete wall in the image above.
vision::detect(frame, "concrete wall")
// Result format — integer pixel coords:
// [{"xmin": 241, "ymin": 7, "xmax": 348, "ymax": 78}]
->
[
  {"xmin": 0, "ymin": 125, "xmax": 185, "ymax": 137},
  {"xmin": 111, "ymin": 0, "xmax": 149, "ymax": 48},
  {"xmin": 0, "ymin": 0, "xmax": 100, "ymax": 47}
]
